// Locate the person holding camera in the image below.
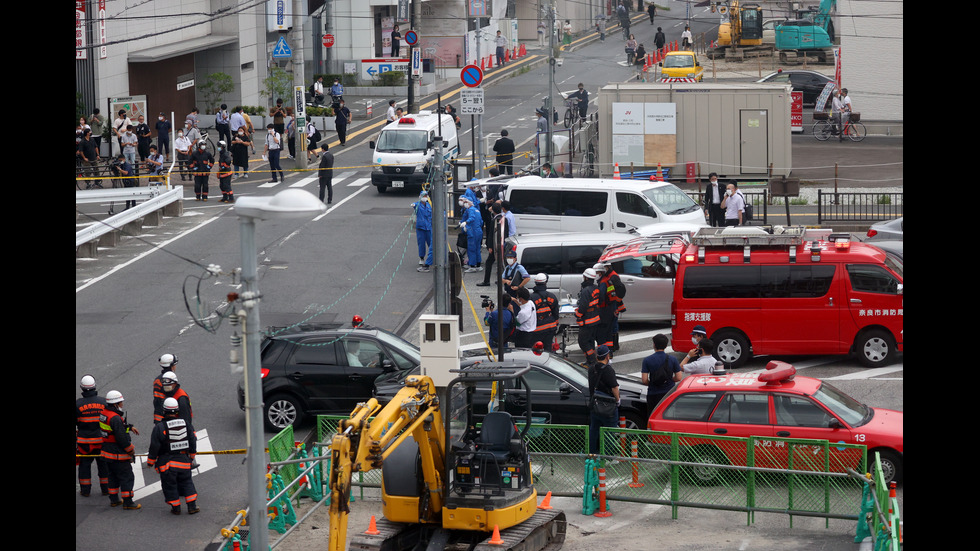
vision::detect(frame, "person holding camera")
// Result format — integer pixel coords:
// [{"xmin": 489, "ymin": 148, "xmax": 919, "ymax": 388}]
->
[
  {"xmin": 110, "ymin": 154, "xmax": 137, "ymax": 209},
  {"xmin": 484, "ymin": 294, "xmax": 515, "ymax": 349},
  {"xmin": 680, "ymin": 338, "xmax": 717, "ymax": 375}
]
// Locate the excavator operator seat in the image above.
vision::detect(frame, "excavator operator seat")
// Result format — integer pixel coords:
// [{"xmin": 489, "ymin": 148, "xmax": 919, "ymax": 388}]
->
[{"xmin": 478, "ymin": 411, "xmax": 521, "ymax": 463}]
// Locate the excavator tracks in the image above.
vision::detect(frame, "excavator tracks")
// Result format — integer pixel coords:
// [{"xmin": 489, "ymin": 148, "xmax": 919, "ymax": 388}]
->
[{"xmin": 349, "ymin": 509, "xmax": 567, "ymax": 551}]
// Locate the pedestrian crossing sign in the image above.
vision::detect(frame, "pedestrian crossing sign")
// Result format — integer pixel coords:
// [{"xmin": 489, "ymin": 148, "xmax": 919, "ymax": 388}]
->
[{"xmin": 273, "ymin": 36, "xmax": 292, "ymax": 59}]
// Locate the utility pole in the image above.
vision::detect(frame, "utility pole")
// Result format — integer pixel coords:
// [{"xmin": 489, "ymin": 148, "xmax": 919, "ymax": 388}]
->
[
  {"xmin": 546, "ymin": 2, "xmax": 555, "ymax": 166},
  {"xmin": 293, "ymin": 0, "xmax": 307, "ymax": 173},
  {"xmin": 408, "ymin": 0, "xmax": 421, "ymax": 114},
  {"xmin": 432, "ymin": 97, "xmax": 448, "ymax": 315}
]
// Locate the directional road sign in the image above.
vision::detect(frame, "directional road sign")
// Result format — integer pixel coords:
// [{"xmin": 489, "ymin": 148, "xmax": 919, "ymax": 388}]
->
[{"xmin": 460, "ymin": 64, "xmax": 483, "ymax": 88}]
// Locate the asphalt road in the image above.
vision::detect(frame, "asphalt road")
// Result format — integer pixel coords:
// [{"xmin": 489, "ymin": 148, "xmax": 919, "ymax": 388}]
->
[{"xmin": 76, "ymin": 5, "xmax": 902, "ymax": 550}]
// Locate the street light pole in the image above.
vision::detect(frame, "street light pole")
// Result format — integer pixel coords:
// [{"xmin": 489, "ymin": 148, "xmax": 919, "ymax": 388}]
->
[{"xmin": 235, "ymin": 189, "xmax": 326, "ymax": 551}]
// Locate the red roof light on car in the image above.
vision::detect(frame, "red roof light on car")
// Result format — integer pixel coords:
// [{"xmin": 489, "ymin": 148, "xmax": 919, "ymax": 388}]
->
[
  {"xmin": 352, "ymin": 315, "xmax": 364, "ymax": 327},
  {"xmin": 758, "ymin": 361, "xmax": 796, "ymax": 385},
  {"xmin": 398, "ymin": 117, "xmax": 416, "ymax": 125}
]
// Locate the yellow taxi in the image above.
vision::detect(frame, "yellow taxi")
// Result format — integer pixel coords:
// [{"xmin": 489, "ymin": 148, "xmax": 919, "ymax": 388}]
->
[{"xmin": 659, "ymin": 51, "xmax": 704, "ymax": 82}]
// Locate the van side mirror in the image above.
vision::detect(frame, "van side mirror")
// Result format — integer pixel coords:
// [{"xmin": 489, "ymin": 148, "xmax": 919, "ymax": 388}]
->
[{"xmin": 369, "ymin": 140, "xmax": 375, "ymax": 149}]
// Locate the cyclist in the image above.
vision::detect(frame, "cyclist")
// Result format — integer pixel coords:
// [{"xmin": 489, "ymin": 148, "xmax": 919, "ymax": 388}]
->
[{"xmin": 567, "ymin": 83, "xmax": 589, "ymax": 119}]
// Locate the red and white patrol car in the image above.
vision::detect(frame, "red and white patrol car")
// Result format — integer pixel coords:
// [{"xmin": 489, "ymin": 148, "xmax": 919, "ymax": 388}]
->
[
  {"xmin": 648, "ymin": 361, "xmax": 904, "ymax": 484},
  {"xmin": 670, "ymin": 227, "xmax": 903, "ymax": 368}
]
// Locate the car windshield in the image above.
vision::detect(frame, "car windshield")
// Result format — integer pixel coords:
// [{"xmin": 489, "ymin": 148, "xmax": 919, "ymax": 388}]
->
[
  {"xmin": 643, "ymin": 184, "xmax": 700, "ymax": 215},
  {"xmin": 376, "ymin": 129, "xmax": 428, "ymax": 153},
  {"xmin": 883, "ymin": 254, "xmax": 903, "ymax": 279},
  {"xmin": 811, "ymin": 382, "xmax": 871, "ymax": 426},
  {"xmin": 538, "ymin": 354, "xmax": 590, "ymax": 387},
  {"xmin": 664, "ymin": 55, "xmax": 694, "ymax": 69},
  {"xmin": 375, "ymin": 329, "xmax": 421, "ymax": 362}
]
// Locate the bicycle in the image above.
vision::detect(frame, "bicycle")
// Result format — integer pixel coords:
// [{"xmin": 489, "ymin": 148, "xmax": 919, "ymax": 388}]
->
[
  {"xmin": 812, "ymin": 112, "xmax": 866, "ymax": 142},
  {"xmin": 76, "ymin": 157, "xmax": 107, "ymax": 190},
  {"xmin": 562, "ymin": 97, "xmax": 584, "ymax": 129},
  {"xmin": 197, "ymin": 127, "xmax": 218, "ymax": 157},
  {"xmin": 578, "ymin": 140, "xmax": 596, "ymax": 177}
]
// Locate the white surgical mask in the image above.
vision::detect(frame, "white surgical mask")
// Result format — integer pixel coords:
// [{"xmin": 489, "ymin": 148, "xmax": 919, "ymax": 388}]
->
[
  {"xmin": 507, "ymin": 258, "xmax": 516, "ymax": 265},
  {"xmin": 692, "ymin": 337, "xmax": 699, "ymax": 345}
]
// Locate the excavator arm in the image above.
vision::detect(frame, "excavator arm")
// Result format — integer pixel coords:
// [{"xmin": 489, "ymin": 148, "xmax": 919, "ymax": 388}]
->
[{"xmin": 327, "ymin": 374, "xmax": 446, "ymax": 551}]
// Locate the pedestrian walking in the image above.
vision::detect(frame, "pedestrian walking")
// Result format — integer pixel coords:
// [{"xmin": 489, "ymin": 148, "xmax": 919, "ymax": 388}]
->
[
  {"xmin": 77, "ymin": 375, "xmax": 109, "ymax": 498},
  {"xmin": 654, "ymin": 26, "xmax": 666, "ymax": 52},
  {"xmin": 595, "ymin": 12, "xmax": 608, "ymax": 42},
  {"xmin": 563, "ymin": 20, "xmax": 573, "ymax": 46},
  {"xmin": 217, "ymin": 140, "xmax": 234, "ymax": 202},
  {"xmin": 335, "ymin": 98, "xmax": 352, "ymax": 145},
  {"xmin": 264, "ymin": 123, "xmax": 285, "ymax": 183},
  {"xmin": 412, "ymin": 191, "xmax": 433, "ymax": 272},
  {"xmin": 306, "ymin": 119, "xmax": 321, "ymax": 162},
  {"xmin": 147, "ymin": 397, "xmax": 200, "ymax": 515},
  {"xmin": 188, "ymin": 139, "xmax": 214, "ymax": 201},
  {"xmin": 286, "ymin": 108, "xmax": 296, "ymax": 158},
  {"xmin": 318, "ymin": 144, "xmax": 334, "ymax": 205},
  {"xmin": 681, "ymin": 26, "xmax": 693, "ymax": 49},
  {"xmin": 100, "ymin": 390, "xmax": 141, "ymax": 510},
  {"xmin": 647, "ymin": 2, "xmax": 657, "ymax": 24}
]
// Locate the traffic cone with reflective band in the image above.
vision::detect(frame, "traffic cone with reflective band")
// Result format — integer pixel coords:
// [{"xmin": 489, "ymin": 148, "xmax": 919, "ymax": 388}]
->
[
  {"xmin": 489, "ymin": 525, "xmax": 504, "ymax": 545},
  {"xmin": 656, "ymin": 163, "xmax": 663, "ymax": 181},
  {"xmin": 365, "ymin": 515, "xmax": 381, "ymax": 535},
  {"xmin": 612, "ymin": 163, "xmax": 621, "ymax": 179},
  {"xmin": 628, "ymin": 440, "xmax": 644, "ymax": 488},
  {"xmin": 594, "ymin": 468, "xmax": 612, "ymax": 517},
  {"xmin": 538, "ymin": 490, "xmax": 553, "ymax": 509}
]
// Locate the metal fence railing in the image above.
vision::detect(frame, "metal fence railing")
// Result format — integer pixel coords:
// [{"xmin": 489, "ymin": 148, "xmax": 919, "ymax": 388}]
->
[{"xmin": 817, "ymin": 191, "xmax": 904, "ymax": 224}]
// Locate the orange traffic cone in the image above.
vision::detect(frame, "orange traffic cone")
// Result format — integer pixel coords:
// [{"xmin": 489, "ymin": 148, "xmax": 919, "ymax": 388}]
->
[
  {"xmin": 365, "ymin": 515, "xmax": 381, "ymax": 535},
  {"xmin": 612, "ymin": 163, "xmax": 621, "ymax": 180},
  {"xmin": 505, "ymin": 48, "xmax": 510, "ymax": 62},
  {"xmin": 655, "ymin": 162, "xmax": 663, "ymax": 181},
  {"xmin": 488, "ymin": 525, "xmax": 504, "ymax": 545},
  {"xmin": 538, "ymin": 491, "xmax": 553, "ymax": 510},
  {"xmin": 480, "ymin": 56, "xmax": 485, "ymax": 71},
  {"xmin": 520, "ymin": 43, "xmax": 526, "ymax": 56},
  {"xmin": 513, "ymin": 46, "xmax": 518, "ymax": 59}
]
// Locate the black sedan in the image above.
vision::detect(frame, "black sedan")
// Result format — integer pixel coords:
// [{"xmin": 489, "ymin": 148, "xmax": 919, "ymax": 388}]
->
[
  {"xmin": 237, "ymin": 322, "xmax": 420, "ymax": 431},
  {"xmin": 757, "ymin": 69, "xmax": 833, "ymax": 106},
  {"xmin": 374, "ymin": 349, "xmax": 650, "ymax": 430}
]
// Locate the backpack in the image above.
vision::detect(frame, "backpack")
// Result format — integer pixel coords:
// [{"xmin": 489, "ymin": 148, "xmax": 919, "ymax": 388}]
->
[
  {"xmin": 648, "ymin": 353, "xmax": 675, "ymax": 386},
  {"xmin": 737, "ymin": 191, "xmax": 753, "ymax": 222}
]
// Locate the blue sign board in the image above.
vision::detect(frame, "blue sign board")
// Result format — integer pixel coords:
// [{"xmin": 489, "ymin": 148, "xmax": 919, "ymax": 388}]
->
[{"xmin": 273, "ymin": 36, "xmax": 292, "ymax": 59}]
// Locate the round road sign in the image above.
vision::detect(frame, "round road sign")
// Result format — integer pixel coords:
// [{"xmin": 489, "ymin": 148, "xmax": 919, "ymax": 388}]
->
[
  {"xmin": 322, "ymin": 34, "xmax": 335, "ymax": 48},
  {"xmin": 460, "ymin": 64, "xmax": 483, "ymax": 88},
  {"xmin": 404, "ymin": 30, "xmax": 419, "ymax": 46}
]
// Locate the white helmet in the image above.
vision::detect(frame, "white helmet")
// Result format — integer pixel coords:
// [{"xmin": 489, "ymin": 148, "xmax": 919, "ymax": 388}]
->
[
  {"xmin": 80, "ymin": 375, "xmax": 96, "ymax": 390},
  {"xmin": 161, "ymin": 371, "xmax": 178, "ymax": 392},
  {"xmin": 583, "ymin": 268, "xmax": 597, "ymax": 279},
  {"xmin": 592, "ymin": 262, "xmax": 607, "ymax": 272},
  {"xmin": 159, "ymin": 353, "xmax": 178, "ymax": 369},
  {"xmin": 163, "ymin": 397, "xmax": 180, "ymax": 411},
  {"xmin": 533, "ymin": 273, "xmax": 548, "ymax": 284},
  {"xmin": 106, "ymin": 390, "xmax": 124, "ymax": 404}
]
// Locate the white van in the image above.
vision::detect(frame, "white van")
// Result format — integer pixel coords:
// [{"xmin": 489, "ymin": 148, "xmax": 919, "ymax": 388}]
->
[
  {"xmin": 369, "ymin": 110, "xmax": 459, "ymax": 193},
  {"xmin": 504, "ymin": 176, "xmax": 707, "ymax": 234}
]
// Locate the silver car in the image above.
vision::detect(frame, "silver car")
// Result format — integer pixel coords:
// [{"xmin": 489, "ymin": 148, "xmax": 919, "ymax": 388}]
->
[{"xmin": 865, "ymin": 217, "xmax": 903, "ymax": 241}]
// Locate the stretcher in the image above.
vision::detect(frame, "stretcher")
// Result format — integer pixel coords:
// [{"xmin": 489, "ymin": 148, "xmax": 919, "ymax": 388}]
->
[{"xmin": 555, "ymin": 297, "xmax": 578, "ymax": 358}]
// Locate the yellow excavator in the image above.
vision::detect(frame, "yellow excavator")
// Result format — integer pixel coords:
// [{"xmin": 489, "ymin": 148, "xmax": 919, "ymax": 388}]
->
[
  {"xmin": 327, "ymin": 362, "xmax": 566, "ymax": 551},
  {"xmin": 707, "ymin": 1, "xmax": 767, "ymax": 60}
]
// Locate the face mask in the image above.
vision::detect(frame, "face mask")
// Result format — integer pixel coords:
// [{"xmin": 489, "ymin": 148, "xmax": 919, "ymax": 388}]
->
[
  {"xmin": 507, "ymin": 258, "xmax": 516, "ymax": 265},
  {"xmin": 178, "ymin": 133, "xmax": 183, "ymax": 138},
  {"xmin": 159, "ymin": 117, "xmax": 164, "ymax": 121},
  {"xmin": 692, "ymin": 337, "xmax": 699, "ymax": 345}
]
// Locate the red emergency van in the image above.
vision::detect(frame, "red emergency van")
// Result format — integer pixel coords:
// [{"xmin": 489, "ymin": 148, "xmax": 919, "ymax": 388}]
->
[{"xmin": 670, "ymin": 227, "xmax": 903, "ymax": 369}]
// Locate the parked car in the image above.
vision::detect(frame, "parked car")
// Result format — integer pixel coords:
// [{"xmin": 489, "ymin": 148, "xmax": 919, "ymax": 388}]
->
[
  {"xmin": 648, "ymin": 361, "xmax": 904, "ymax": 484},
  {"xmin": 866, "ymin": 240, "xmax": 903, "ymax": 263},
  {"xmin": 865, "ymin": 217, "xmax": 903, "ymax": 241},
  {"xmin": 756, "ymin": 69, "xmax": 833, "ymax": 106},
  {"xmin": 237, "ymin": 322, "xmax": 421, "ymax": 431},
  {"xmin": 374, "ymin": 349, "xmax": 651, "ymax": 430}
]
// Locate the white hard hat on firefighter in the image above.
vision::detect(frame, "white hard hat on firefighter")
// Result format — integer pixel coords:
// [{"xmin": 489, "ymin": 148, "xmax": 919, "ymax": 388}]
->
[
  {"xmin": 106, "ymin": 390, "xmax": 124, "ymax": 404},
  {"xmin": 80, "ymin": 375, "xmax": 96, "ymax": 390},
  {"xmin": 163, "ymin": 397, "xmax": 179, "ymax": 411},
  {"xmin": 159, "ymin": 353, "xmax": 178, "ymax": 369}
]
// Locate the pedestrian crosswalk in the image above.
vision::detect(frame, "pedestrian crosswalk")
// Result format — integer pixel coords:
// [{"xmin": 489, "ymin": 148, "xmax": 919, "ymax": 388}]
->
[{"xmin": 256, "ymin": 171, "xmax": 367, "ymax": 189}]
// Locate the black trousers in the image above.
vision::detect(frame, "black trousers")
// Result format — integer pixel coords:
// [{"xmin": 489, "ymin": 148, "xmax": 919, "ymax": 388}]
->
[
  {"xmin": 160, "ymin": 464, "xmax": 198, "ymax": 506},
  {"xmin": 105, "ymin": 459, "xmax": 135, "ymax": 502},
  {"xmin": 578, "ymin": 324, "xmax": 598, "ymax": 364},
  {"xmin": 707, "ymin": 203, "xmax": 725, "ymax": 227},
  {"xmin": 337, "ymin": 123, "xmax": 348, "ymax": 145},
  {"xmin": 77, "ymin": 443, "xmax": 108, "ymax": 494},
  {"xmin": 194, "ymin": 174, "xmax": 209, "ymax": 198},
  {"xmin": 319, "ymin": 177, "xmax": 333, "ymax": 203}
]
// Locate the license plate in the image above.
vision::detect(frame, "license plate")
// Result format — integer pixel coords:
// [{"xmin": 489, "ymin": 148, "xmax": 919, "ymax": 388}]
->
[{"xmin": 392, "ymin": 181, "xmax": 404, "ymax": 188}]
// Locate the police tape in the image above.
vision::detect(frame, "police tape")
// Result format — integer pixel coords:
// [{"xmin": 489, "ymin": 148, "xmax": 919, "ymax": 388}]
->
[
  {"xmin": 76, "ymin": 448, "xmax": 254, "ymax": 458},
  {"xmin": 75, "ymin": 151, "xmax": 533, "ymax": 181}
]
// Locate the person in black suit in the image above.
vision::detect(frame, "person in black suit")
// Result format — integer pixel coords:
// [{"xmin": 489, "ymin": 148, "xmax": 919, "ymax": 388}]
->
[
  {"xmin": 703, "ymin": 172, "xmax": 725, "ymax": 227},
  {"xmin": 492, "ymin": 129, "xmax": 516, "ymax": 174}
]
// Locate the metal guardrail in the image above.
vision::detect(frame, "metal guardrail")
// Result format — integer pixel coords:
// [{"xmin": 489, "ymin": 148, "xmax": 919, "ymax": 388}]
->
[
  {"xmin": 817, "ymin": 191, "xmax": 903, "ymax": 224},
  {"xmin": 75, "ymin": 186, "xmax": 182, "ymax": 249}
]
